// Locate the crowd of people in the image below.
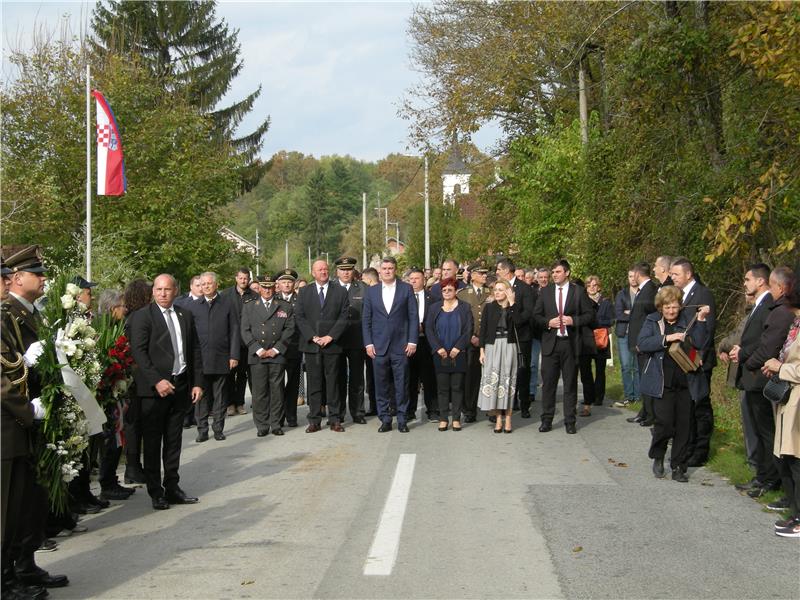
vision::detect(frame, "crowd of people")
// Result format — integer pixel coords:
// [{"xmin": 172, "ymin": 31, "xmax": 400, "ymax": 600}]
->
[{"xmin": 2, "ymin": 246, "xmax": 800, "ymax": 598}]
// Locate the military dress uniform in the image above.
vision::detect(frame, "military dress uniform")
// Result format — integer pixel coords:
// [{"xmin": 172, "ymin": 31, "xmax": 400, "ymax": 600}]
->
[
  {"xmin": 240, "ymin": 275, "xmax": 296, "ymax": 436},
  {"xmin": 332, "ymin": 257, "xmax": 368, "ymax": 423},
  {"xmin": 275, "ymin": 269, "xmax": 303, "ymax": 426},
  {"xmin": 457, "ymin": 263, "xmax": 492, "ymax": 422}
]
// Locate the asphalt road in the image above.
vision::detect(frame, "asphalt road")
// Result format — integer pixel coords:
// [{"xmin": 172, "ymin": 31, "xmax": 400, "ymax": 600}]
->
[{"xmin": 38, "ymin": 391, "xmax": 800, "ymax": 599}]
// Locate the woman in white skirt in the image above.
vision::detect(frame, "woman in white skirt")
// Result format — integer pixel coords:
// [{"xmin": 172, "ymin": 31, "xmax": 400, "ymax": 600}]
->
[{"xmin": 478, "ymin": 279, "xmax": 526, "ymax": 433}]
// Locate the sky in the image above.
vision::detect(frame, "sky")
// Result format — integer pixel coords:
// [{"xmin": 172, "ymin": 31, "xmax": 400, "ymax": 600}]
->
[{"xmin": 2, "ymin": 1, "xmax": 502, "ymax": 162}]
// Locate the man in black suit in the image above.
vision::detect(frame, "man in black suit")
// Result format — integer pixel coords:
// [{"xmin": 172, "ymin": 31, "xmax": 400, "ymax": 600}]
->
[
  {"xmin": 332, "ymin": 257, "xmax": 368, "ymax": 424},
  {"xmin": 295, "ymin": 259, "xmax": 350, "ymax": 432},
  {"xmin": 429, "ymin": 259, "xmax": 465, "ymax": 302},
  {"xmin": 727, "ymin": 264, "xmax": 778, "ymax": 492},
  {"xmin": 496, "ymin": 258, "xmax": 536, "ymax": 418},
  {"xmin": 738, "ymin": 265, "xmax": 796, "ymax": 496},
  {"xmin": 186, "ymin": 272, "xmax": 240, "ymax": 443},
  {"xmin": 670, "ymin": 258, "xmax": 717, "ymax": 466},
  {"xmin": 627, "ymin": 262, "xmax": 657, "ymax": 426},
  {"xmin": 173, "ymin": 275, "xmax": 203, "ymax": 308},
  {"xmin": 221, "ymin": 268, "xmax": 258, "ymax": 416},
  {"xmin": 533, "ymin": 259, "xmax": 595, "ymax": 434},
  {"xmin": 128, "ymin": 274, "xmax": 203, "ymax": 510},
  {"xmin": 407, "ymin": 267, "xmax": 437, "ymax": 422},
  {"xmin": 276, "ymin": 269, "xmax": 302, "ymax": 427},
  {"xmin": 240, "ymin": 275, "xmax": 296, "ymax": 437}
]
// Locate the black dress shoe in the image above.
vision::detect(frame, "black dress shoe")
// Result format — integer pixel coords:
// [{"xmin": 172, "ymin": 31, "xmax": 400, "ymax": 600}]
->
[
  {"xmin": 213, "ymin": 432, "xmax": 226, "ymax": 441},
  {"xmin": 17, "ymin": 567, "xmax": 69, "ymax": 588},
  {"xmin": 152, "ymin": 496, "xmax": 170, "ymax": 510},
  {"xmin": 165, "ymin": 489, "xmax": 199, "ymax": 504},
  {"xmin": 196, "ymin": 431, "xmax": 209, "ymax": 443},
  {"xmin": 398, "ymin": 424, "xmax": 410, "ymax": 433},
  {"xmin": 464, "ymin": 415, "xmax": 476, "ymax": 423},
  {"xmin": 6, "ymin": 580, "xmax": 50, "ymax": 599},
  {"xmin": 257, "ymin": 429, "xmax": 269, "ymax": 437},
  {"xmin": 100, "ymin": 485, "xmax": 135, "ymax": 501},
  {"xmin": 626, "ymin": 416, "xmax": 644, "ymax": 423},
  {"xmin": 353, "ymin": 416, "xmax": 367, "ymax": 424},
  {"xmin": 735, "ymin": 478, "xmax": 762, "ymax": 491},
  {"xmin": 538, "ymin": 422, "xmax": 552, "ymax": 433},
  {"xmin": 640, "ymin": 420, "xmax": 654, "ymax": 427},
  {"xmin": 652, "ymin": 457, "xmax": 666, "ymax": 478},
  {"xmin": 565, "ymin": 423, "xmax": 577, "ymax": 434},
  {"xmin": 378, "ymin": 423, "xmax": 392, "ymax": 433},
  {"xmin": 672, "ymin": 467, "xmax": 689, "ymax": 483},
  {"xmin": 124, "ymin": 467, "xmax": 146, "ymax": 485},
  {"xmin": 85, "ymin": 494, "xmax": 110, "ymax": 509},
  {"xmin": 521, "ymin": 410, "xmax": 531, "ymax": 419},
  {"xmin": 287, "ymin": 421, "xmax": 298, "ymax": 428},
  {"xmin": 272, "ymin": 428, "xmax": 284, "ymax": 436}
]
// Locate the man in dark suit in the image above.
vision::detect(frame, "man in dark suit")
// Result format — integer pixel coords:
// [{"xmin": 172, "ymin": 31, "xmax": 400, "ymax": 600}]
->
[
  {"xmin": 173, "ymin": 275, "xmax": 203, "ymax": 308},
  {"xmin": 332, "ymin": 257, "xmax": 368, "ymax": 424},
  {"xmin": 727, "ymin": 264, "xmax": 778, "ymax": 492},
  {"xmin": 670, "ymin": 258, "xmax": 717, "ymax": 466},
  {"xmin": 457, "ymin": 262, "xmax": 491, "ymax": 423},
  {"xmin": 362, "ymin": 256, "xmax": 418, "ymax": 433},
  {"xmin": 185, "ymin": 272, "xmax": 240, "ymax": 443},
  {"xmin": 496, "ymin": 258, "xmax": 537, "ymax": 418},
  {"xmin": 276, "ymin": 269, "xmax": 302, "ymax": 427},
  {"xmin": 407, "ymin": 267, "xmax": 437, "ymax": 422},
  {"xmin": 240, "ymin": 275, "xmax": 296, "ymax": 437},
  {"xmin": 429, "ymin": 259, "xmax": 465, "ymax": 302},
  {"xmin": 295, "ymin": 259, "xmax": 349, "ymax": 432},
  {"xmin": 221, "ymin": 268, "xmax": 258, "ymax": 416},
  {"xmin": 738, "ymin": 265, "xmax": 796, "ymax": 496},
  {"xmin": 533, "ymin": 259, "xmax": 595, "ymax": 434},
  {"xmin": 627, "ymin": 262, "xmax": 657, "ymax": 426},
  {"xmin": 128, "ymin": 274, "xmax": 203, "ymax": 511}
]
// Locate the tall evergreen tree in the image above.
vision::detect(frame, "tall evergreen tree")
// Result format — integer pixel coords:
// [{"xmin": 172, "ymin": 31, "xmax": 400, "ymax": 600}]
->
[{"xmin": 90, "ymin": 0, "xmax": 270, "ymax": 189}]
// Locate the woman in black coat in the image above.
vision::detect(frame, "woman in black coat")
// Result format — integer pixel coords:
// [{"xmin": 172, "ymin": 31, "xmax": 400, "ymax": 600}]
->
[
  {"xmin": 579, "ymin": 276, "xmax": 613, "ymax": 416},
  {"xmin": 425, "ymin": 278, "xmax": 473, "ymax": 431}
]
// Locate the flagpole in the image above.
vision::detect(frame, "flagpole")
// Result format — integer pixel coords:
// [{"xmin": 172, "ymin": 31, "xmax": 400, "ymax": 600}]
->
[{"xmin": 85, "ymin": 63, "xmax": 92, "ymax": 281}]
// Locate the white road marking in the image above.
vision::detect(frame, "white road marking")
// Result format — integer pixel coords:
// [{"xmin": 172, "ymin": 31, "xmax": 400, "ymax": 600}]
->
[{"xmin": 363, "ymin": 453, "xmax": 417, "ymax": 576}]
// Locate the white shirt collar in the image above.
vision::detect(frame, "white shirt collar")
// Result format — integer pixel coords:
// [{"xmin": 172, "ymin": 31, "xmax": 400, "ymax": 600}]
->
[
  {"xmin": 754, "ymin": 290, "xmax": 770, "ymax": 308},
  {"xmin": 682, "ymin": 279, "xmax": 696, "ymax": 298},
  {"xmin": 382, "ymin": 280, "xmax": 396, "ymax": 289}
]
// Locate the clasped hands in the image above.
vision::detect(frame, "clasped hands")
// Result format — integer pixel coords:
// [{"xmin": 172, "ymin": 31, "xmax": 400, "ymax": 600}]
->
[
  {"xmin": 256, "ymin": 348, "xmax": 279, "ymax": 359},
  {"xmin": 312, "ymin": 335, "xmax": 333, "ymax": 348},
  {"xmin": 548, "ymin": 315, "xmax": 573, "ymax": 329},
  {"xmin": 437, "ymin": 347, "xmax": 460, "ymax": 360}
]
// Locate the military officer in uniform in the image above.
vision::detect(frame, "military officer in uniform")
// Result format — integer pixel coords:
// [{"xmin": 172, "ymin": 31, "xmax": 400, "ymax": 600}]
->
[
  {"xmin": 457, "ymin": 261, "xmax": 492, "ymax": 422},
  {"xmin": 331, "ymin": 256, "xmax": 368, "ymax": 423},
  {"xmin": 241, "ymin": 275, "xmax": 296, "ymax": 437},
  {"xmin": 1, "ymin": 247, "xmax": 69, "ymax": 594},
  {"xmin": 275, "ymin": 269, "xmax": 302, "ymax": 426}
]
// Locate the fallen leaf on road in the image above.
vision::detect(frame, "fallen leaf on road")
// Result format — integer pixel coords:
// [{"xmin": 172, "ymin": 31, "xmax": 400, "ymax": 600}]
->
[
  {"xmin": 607, "ymin": 458, "xmax": 615, "ymax": 463},
  {"xmin": 700, "ymin": 481, "xmax": 714, "ymax": 486},
  {"xmin": 572, "ymin": 546, "xmax": 583, "ymax": 553},
  {"xmin": 241, "ymin": 581, "xmax": 255, "ymax": 586},
  {"xmin": 615, "ymin": 462, "xmax": 628, "ymax": 468}
]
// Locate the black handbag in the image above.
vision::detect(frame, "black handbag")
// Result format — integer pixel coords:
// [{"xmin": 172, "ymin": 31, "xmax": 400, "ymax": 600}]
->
[{"xmin": 763, "ymin": 376, "xmax": 791, "ymax": 405}]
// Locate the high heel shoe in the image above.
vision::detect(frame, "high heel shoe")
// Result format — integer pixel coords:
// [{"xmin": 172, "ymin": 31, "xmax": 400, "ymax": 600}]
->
[
  {"xmin": 452, "ymin": 422, "xmax": 462, "ymax": 431},
  {"xmin": 438, "ymin": 421, "xmax": 449, "ymax": 432},
  {"xmin": 503, "ymin": 427, "xmax": 513, "ymax": 434},
  {"xmin": 493, "ymin": 424, "xmax": 503, "ymax": 433}
]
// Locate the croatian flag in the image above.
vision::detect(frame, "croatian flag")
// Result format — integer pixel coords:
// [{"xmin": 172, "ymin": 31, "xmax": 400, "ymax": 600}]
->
[{"xmin": 92, "ymin": 90, "xmax": 127, "ymax": 196}]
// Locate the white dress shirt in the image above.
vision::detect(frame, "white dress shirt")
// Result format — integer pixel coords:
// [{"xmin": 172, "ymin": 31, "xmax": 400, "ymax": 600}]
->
[
  {"xmin": 554, "ymin": 282, "xmax": 570, "ymax": 337},
  {"xmin": 317, "ymin": 281, "xmax": 329, "ymax": 303},
  {"xmin": 682, "ymin": 279, "xmax": 696, "ymax": 302},
  {"xmin": 416, "ymin": 290, "xmax": 425, "ymax": 324},
  {"xmin": 160, "ymin": 305, "xmax": 186, "ymax": 375},
  {"xmin": 382, "ymin": 281, "xmax": 396, "ymax": 314}
]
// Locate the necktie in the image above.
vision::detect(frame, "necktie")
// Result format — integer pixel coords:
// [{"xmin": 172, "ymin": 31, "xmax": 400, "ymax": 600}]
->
[
  {"xmin": 319, "ymin": 286, "xmax": 325, "ymax": 307},
  {"xmin": 558, "ymin": 286, "xmax": 566, "ymax": 335},
  {"xmin": 165, "ymin": 308, "xmax": 181, "ymax": 374}
]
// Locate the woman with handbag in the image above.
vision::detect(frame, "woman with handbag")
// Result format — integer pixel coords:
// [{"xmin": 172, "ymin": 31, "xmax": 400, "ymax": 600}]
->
[
  {"xmin": 637, "ymin": 285, "xmax": 710, "ymax": 482},
  {"xmin": 478, "ymin": 279, "xmax": 526, "ymax": 433},
  {"xmin": 425, "ymin": 278, "xmax": 473, "ymax": 431},
  {"xmin": 579, "ymin": 276, "xmax": 613, "ymax": 416},
  {"xmin": 761, "ymin": 283, "xmax": 800, "ymax": 538}
]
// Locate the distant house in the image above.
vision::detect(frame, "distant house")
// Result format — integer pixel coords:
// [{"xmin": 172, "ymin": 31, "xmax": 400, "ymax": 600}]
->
[
  {"xmin": 387, "ymin": 237, "xmax": 406, "ymax": 255},
  {"xmin": 219, "ymin": 226, "xmax": 257, "ymax": 256}
]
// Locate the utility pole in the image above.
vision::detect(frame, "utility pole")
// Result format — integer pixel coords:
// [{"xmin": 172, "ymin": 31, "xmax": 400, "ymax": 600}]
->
[
  {"xmin": 424, "ymin": 154, "xmax": 430, "ymax": 270},
  {"xmin": 285, "ymin": 239, "xmax": 289, "ymax": 268},
  {"xmin": 362, "ymin": 192, "xmax": 367, "ymax": 268},
  {"xmin": 578, "ymin": 55, "xmax": 589, "ymax": 146},
  {"xmin": 255, "ymin": 229, "xmax": 260, "ymax": 276},
  {"xmin": 375, "ymin": 206, "xmax": 388, "ymax": 253},
  {"xmin": 307, "ymin": 246, "xmax": 311, "ymax": 274}
]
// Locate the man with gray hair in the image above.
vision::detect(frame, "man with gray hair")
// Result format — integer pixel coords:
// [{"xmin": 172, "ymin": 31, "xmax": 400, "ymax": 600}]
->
[
  {"xmin": 653, "ymin": 256, "xmax": 673, "ymax": 287},
  {"xmin": 184, "ymin": 272, "xmax": 240, "ymax": 442}
]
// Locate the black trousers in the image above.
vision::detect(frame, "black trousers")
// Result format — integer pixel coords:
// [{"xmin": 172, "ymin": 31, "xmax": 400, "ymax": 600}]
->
[
  {"xmin": 306, "ymin": 352, "xmax": 343, "ymax": 425},
  {"xmin": 250, "ymin": 362, "xmax": 286, "ymax": 432},
  {"xmin": 436, "ymin": 372, "xmax": 465, "ymax": 421},
  {"xmin": 777, "ymin": 455, "xmax": 800, "ymax": 518},
  {"xmin": 99, "ymin": 406, "xmax": 124, "ymax": 490},
  {"xmin": 649, "ymin": 386, "xmax": 693, "ymax": 469},
  {"xmin": 1, "ymin": 455, "xmax": 42, "ymax": 576},
  {"xmin": 408, "ymin": 336, "xmax": 437, "ymax": 418},
  {"xmin": 515, "ymin": 340, "xmax": 533, "ymax": 412},
  {"xmin": 579, "ymin": 353, "xmax": 607, "ymax": 406},
  {"xmin": 540, "ymin": 338, "xmax": 578, "ymax": 425},
  {"xmin": 636, "ymin": 354, "xmax": 654, "ymax": 422},
  {"xmin": 140, "ymin": 375, "xmax": 190, "ymax": 498},
  {"xmin": 463, "ymin": 344, "xmax": 481, "ymax": 418},
  {"xmin": 196, "ymin": 374, "xmax": 228, "ymax": 434},
  {"xmin": 227, "ymin": 347, "xmax": 250, "ymax": 407},
  {"xmin": 688, "ymin": 371, "xmax": 715, "ymax": 461},
  {"xmin": 365, "ymin": 356, "xmax": 377, "ymax": 414},
  {"xmin": 338, "ymin": 347, "xmax": 365, "ymax": 420},
  {"xmin": 124, "ymin": 394, "xmax": 143, "ymax": 472},
  {"xmin": 283, "ymin": 354, "xmax": 302, "ymax": 426},
  {"xmin": 743, "ymin": 390, "xmax": 780, "ymax": 485}
]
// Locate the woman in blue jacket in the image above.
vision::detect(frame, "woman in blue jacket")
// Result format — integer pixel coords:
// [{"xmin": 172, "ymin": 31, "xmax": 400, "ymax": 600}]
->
[{"xmin": 637, "ymin": 285, "xmax": 710, "ymax": 482}]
